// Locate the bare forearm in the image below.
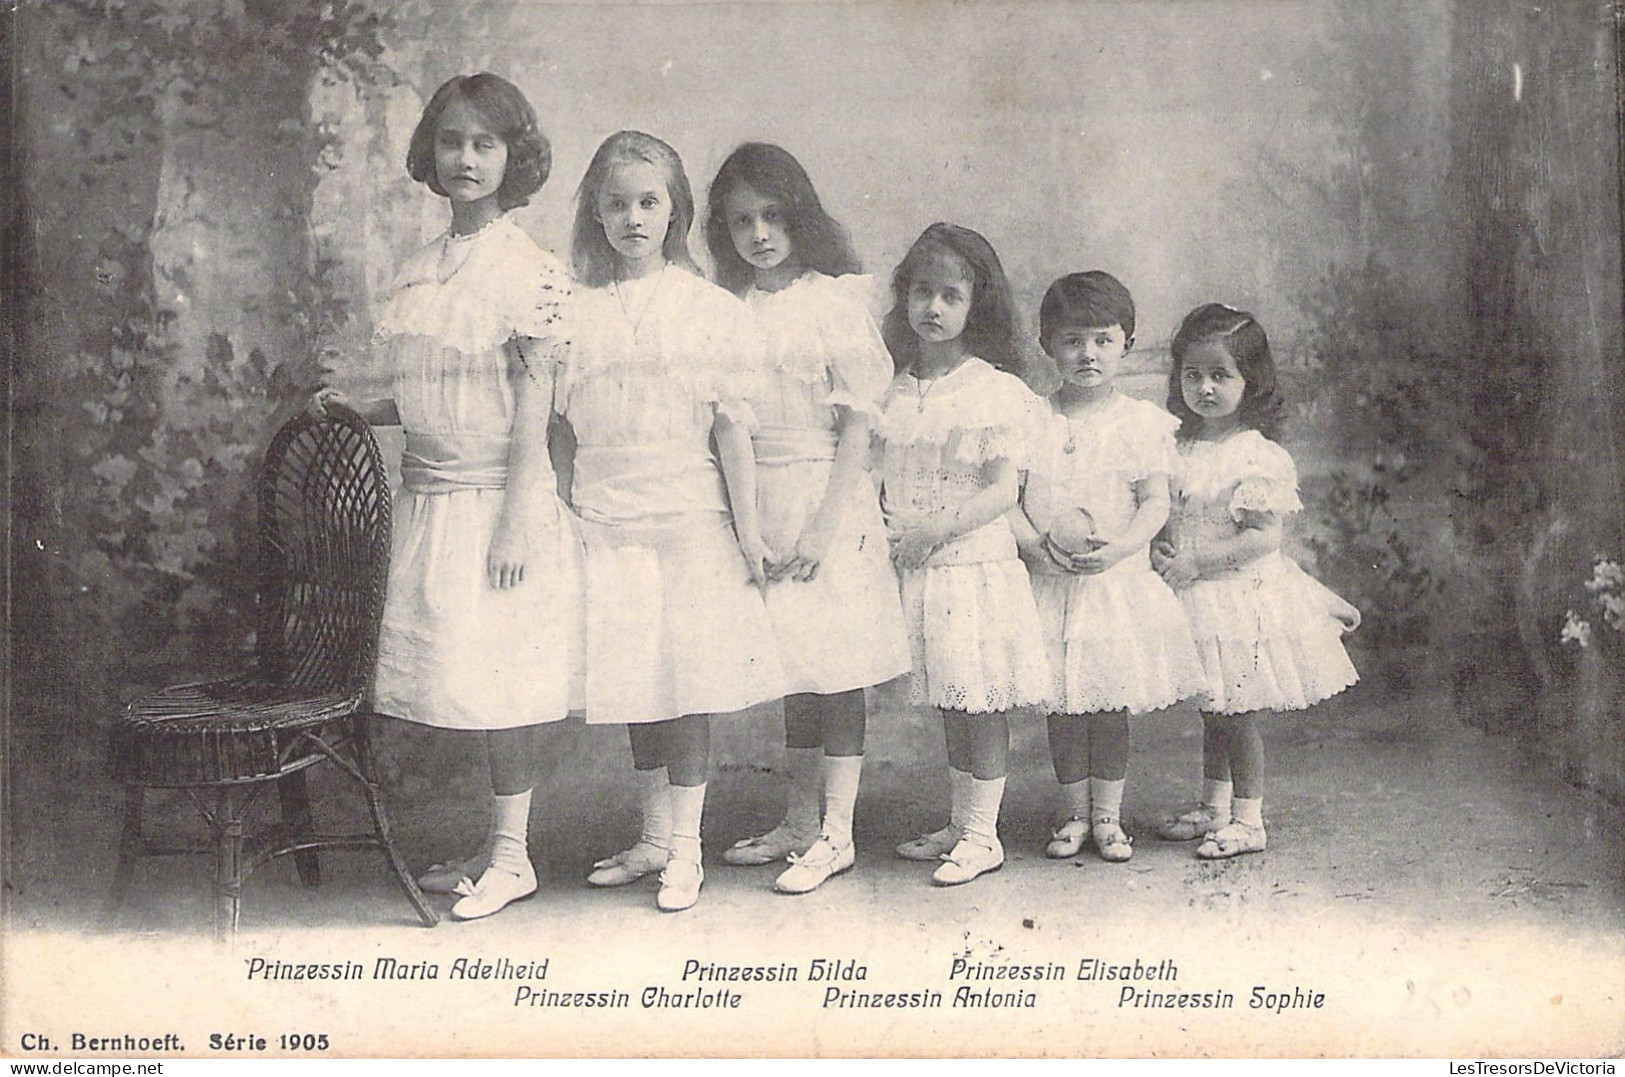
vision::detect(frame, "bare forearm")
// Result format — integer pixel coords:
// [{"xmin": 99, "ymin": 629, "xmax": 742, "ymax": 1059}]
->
[
  {"xmin": 1195, "ymin": 518, "xmax": 1281, "ymax": 576},
  {"xmin": 808, "ymin": 410, "xmax": 870, "ymax": 534},
  {"xmin": 715, "ymin": 414, "xmax": 762, "ymax": 540},
  {"xmin": 498, "ymin": 372, "xmax": 550, "ymax": 525},
  {"xmin": 1007, "ymin": 499, "xmax": 1044, "ymax": 553},
  {"xmin": 934, "ymin": 459, "xmax": 1019, "ymax": 544},
  {"xmin": 1115, "ymin": 478, "xmax": 1171, "ymax": 552}
]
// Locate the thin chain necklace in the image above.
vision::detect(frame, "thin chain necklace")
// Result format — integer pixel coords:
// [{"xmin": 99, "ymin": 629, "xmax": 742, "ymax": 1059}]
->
[
  {"xmin": 436, "ymin": 214, "xmax": 503, "ymax": 284},
  {"xmin": 914, "ymin": 374, "xmax": 939, "ymax": 414},
  {"xmin": 1061, "ymin": 388, "xmax": 1117, "ymax": 454},
  {"xmin": 912, "ymin": 355, "xmax": 966, "ymax": 413},
  {"xmin": 612, "ymin": 263, "xmax": 668, "ymax": 338}
]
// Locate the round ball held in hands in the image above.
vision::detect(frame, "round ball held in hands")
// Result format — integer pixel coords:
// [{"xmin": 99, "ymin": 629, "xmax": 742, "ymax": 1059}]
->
[{"xmin": 1045, "ymin": 506, "xmax": 1104, "ymax": 559}]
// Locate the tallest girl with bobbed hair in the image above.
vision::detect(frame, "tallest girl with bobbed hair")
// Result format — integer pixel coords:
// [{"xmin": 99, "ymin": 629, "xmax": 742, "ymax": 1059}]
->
[
  {"xmin": 405, "ymin": 73, "xmax": 553, "ymax": 209},
  {"xmin": 557, "ymin": 131, "xmax": 784, "ymax": 912},
  {"xmin": 701, "ymin": 143, "xmax": 910, "ymax": 894},
  {"xmin": 310, "ymin": 72, "xmax": 582, "ymax": 920}
]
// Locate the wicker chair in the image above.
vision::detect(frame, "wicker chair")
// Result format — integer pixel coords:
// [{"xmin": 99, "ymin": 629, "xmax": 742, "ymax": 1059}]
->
[{"xmin": 106, "ymin": 404, "xmax": 438, "ymax": 938}]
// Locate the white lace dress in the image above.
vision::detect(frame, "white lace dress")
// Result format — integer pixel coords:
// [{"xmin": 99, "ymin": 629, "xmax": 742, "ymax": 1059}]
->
[
  {"xmin": 371, "ymin": 217, "xmax": 585, "ymax": 729},
  {"xmin": 878, "ymin": 357, "xmax": 1051, "ymax": 714},
  {"xmin": 1167, "ymin": 429, "xmax": 1360, "ymax": 714},
  {"xmin": 558, "ymin": 265, "xmax": 786, "ymax": 724},
  {"xmin": 743, "ymin": 272, "xmax": 911, "ymax": 695},
  {"xmin": 1022, "ymin": 393, "xmax": 1208, "ymax": 715}
]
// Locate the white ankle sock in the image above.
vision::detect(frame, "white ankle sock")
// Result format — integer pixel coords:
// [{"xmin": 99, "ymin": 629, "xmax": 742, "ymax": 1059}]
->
[
  {"xmin": 669, "ymin": 782, "xmax": 707, "ymax": 864},
  {"xmin": 963, "ymin": 776, "xmax": 1006, "ymax": 846},
  {"xmin": 1090, "ymin": 777, "xmax": 1126, "ymax": 822},
  {"xmin": 820, "ymin": 754, "xmax": 863, "ymax": 846},
  {"xmin": 785, "ymin": 746, "xmax": 822, "ymax": 837},
  {"xmin": 489, "ymin": 790, "xmax": 532, "ymax": 876},
  {"xmin": 948, "ymin": 767, "xmax": 972, "ymax": 832},
  {"xmin": 1059, "ymin": 778, "xmax": 1091, "ymax": 821},
  {"xmin": 1203, "ymin": 778, "xmax": 1234, "ymax": 819},
  {"xmin": 1232, "ymin": 796, "xmax": 1263, "ymax": 828},
  {"xmin": 636, "ymin": 768, "xmax": 673, "ymax": 850}
]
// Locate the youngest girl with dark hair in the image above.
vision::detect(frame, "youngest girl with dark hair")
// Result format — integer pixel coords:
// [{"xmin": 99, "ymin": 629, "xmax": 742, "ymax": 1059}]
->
[{"xmin": 1152, "ymin": 303, "xmax": 1360, "ymax": 859}]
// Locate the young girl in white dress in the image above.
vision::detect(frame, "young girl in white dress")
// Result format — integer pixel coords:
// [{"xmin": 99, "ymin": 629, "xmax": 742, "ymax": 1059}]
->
[
  {"xmin": 559, "ymin": 131, "xmax": 784, "ymax": 911},
  {"xmin": 1152, "ymin": 303, "xmax": 1360, "ymax": 858},
  {"xmin": 1011, "ymin": 272, "xmax": 1207, "ymax": 863},
  {"xmin": 879, "ymin": 223, "xmax": 1051, "ymax": 886},
  {"xmin": 310, "ymin": 73, "xmax": 582, "ymax": 921},
  {"xmin": 702, "ymin": 143, "xmax": 911, "ymax": 895}
]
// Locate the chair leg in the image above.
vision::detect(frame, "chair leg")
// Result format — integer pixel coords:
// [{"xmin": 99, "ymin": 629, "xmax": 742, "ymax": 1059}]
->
[
  {"xmin": 212, "ymin": 787, "xmax": 247, "ymax": 942},
  {"xmin": 278, "ymin": 770, "xmax": 322, "ymax": 887},
  {"xmin": 102, "ymin": 785, "xmax": 145, "ymax": 926},
  {"xmin": 353, "ymin": 716, "xmax": 438, "ymax": 927}
]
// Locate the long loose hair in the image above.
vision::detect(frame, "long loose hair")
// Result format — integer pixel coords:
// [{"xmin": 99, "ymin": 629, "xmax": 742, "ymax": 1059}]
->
[
  {"xmin": 881, "ymin": 222, "xmax": 1020, "ymax": 376},
  {"xmin": 703, "ymin": 142, "xmax": 859, "ymax": 295},
  {"xmin": 571, "ymin": 130, "xmax": 700, "ymax": 287}
]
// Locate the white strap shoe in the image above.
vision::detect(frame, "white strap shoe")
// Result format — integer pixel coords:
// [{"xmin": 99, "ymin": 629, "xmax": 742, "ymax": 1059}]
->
[
  {"xmin": 449, "ymin": 861, "xmax": 537, "ymax": 921},
  {"xmin": 656, "ymin": 858, "xmax": 704, "ymax": 912}
]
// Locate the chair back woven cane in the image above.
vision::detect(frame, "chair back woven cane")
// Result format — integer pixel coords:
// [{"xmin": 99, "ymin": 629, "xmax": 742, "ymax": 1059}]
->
[
  {"xmin": 105, "ymin": 403, "xmax": 437, "ymax": 937},
  {"xmin": 257, "ymin": 405, "xmax": 391, "ymax": 694},
  {"xmin": 108, "ymin": 406, "xmax": 390, "ymax": 786}
]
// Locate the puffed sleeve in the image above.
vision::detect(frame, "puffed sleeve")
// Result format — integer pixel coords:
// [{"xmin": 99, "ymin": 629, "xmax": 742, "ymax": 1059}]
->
[
  {"xmin": 1228, "ymin": 433, "xmax": 1303, "ymax": 518},
  {"xmin": 890, "ymin": 367, "xmax": 1040, "ymax": 467},
  {"xmin": 1125, "ymin": 399, "xmax": 1182, "ymax": 480},
  {"xmin": 817, "ymin": 275, "xmax": 895, "ymax": 422},
  {"xmin": 513, "ymin": 250, "xmax": 573, "ymax": 362},
  {"xmin": 701, "ymin": 288, "xmax": 766, "ymax": 431}
]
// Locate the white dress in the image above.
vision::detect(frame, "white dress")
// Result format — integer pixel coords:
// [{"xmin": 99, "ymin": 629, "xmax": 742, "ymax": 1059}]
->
[
  {"xmin": 743, "ymin": 272, "xmax": 911, "ymax": 696},
  {"xmin": 559, "ymin": 265, "xmax": 786, "ymax": 724},
  {"xmin": 1022, "ymin": 393, "xmax": 1209, "ymax": 715},
  {"xmin": 371, "ymin": 217, "xmax": 585, "ymax": 730},
  {"xmin": 1167, "ymin": 429, "xmax": 1360, "ymax": 714},
  {"xmin": 878, "ymin": 357, "xmax": 1051, "ymax": 714}
]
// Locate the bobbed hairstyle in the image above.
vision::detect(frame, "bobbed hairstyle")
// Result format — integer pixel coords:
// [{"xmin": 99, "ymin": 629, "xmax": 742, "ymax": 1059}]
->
[
  {"xmin": 1166, "ymin": 302, "xmax": 1286, "ymax": 440},
  {"xmin": 406, "ymin": 73, "xmax": 551, "ymax": 211},
  {"xmin": 882, "ymin": 222, "xmax": 1021, "ymax": 377},
  {"xmin": 703, "ymin": 142, "xmax": 860, "ymax": 295},
  {"xmin": 1039, "ymin": 271, "xmax": 1136, "ymax": 351},
  {"xmin": 571, "ymin": 130, "xmax": 700, "ymax": 287}
]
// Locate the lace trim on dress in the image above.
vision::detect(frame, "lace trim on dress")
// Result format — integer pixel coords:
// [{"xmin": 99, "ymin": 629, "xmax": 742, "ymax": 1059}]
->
[
  {"xmin": 374, "ymin": 221, "xmax": 572, "ymax": 356},
  {"xmin": 879, "ymin": 360, "xmax": 1042, "ymax": 467},
  {"xmin": 1051, "ymin": 399, "xmax": 1181, "ymax": 485},
  {"xmin": 746, "ymin": 273, "xmax": 892, "ymax": 420},
  {"xmin": 1176, "ymin": 429, "xmax": 1302, "ymax": 518}
]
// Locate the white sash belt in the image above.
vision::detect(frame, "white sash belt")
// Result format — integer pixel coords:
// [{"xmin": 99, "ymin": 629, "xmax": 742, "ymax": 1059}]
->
[
  {"xmin": 753, "ymin": 425, "xmax": 838, "ymax": 467},
  {"xmin": 401, "ymin": 432, "xmax": 509, "ymax": 493}
]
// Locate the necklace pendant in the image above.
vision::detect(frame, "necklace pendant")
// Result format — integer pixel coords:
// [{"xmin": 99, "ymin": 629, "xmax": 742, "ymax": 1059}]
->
[
  {"xmin": 915, "ymin": 375, "xmax": 935, "ymax": 413},
  {"xmin": 614, "ymin": 264, "xmax": 666, "ymax": 339}
]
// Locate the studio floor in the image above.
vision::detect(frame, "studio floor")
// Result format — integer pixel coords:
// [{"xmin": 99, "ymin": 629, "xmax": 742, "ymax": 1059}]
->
[{"xmin": 4, "ymin": 672, "xmax": 1623, "ymax": 1058}]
